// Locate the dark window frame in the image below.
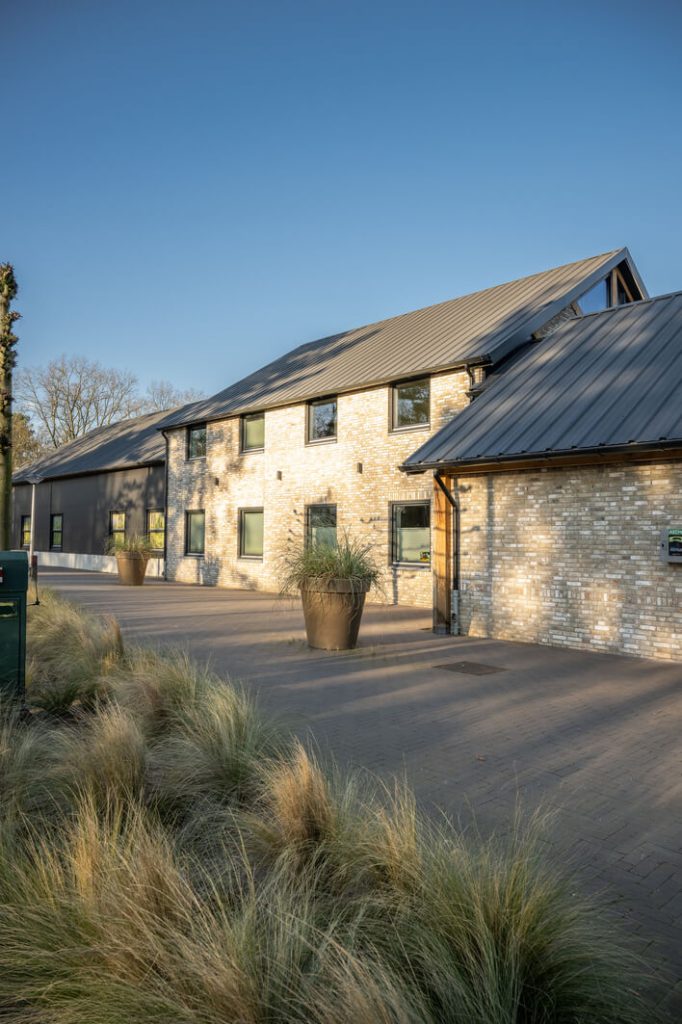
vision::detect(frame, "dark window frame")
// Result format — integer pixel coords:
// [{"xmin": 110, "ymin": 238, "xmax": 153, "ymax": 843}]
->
[
  {"xmin": 305, "ymin": 503, "xmax": 338, "ymax": 547},
  {"xmin": 390, "ymin": 500, "xmax": 431, "ymax": 567},
  {"xmin": 240, "ymin": 412, "xmax": 265, "ymax": 454},
  {"xmin": 50, "ymin": 513, "xmax": 63, "ymax": 551},
  {"xmin": 186, "ymin": 423, "xmax": 207, "ymax": 461},
  {"xmin": 238, "ymin": 507, "xmax": 264, "ymax": 560},
  {"xmin": 20, "ymin": 515, "xmax": 31, "ymax": 549},
  {"xmin": 185, "ymin": 509, "xmax": 206, "ymax": 556},
  {"xmin": 109, "ymin": 510, "xmax": 126, "ymax": 547},
  {"xmin": 306, "ymin": 396, "xmax": 338, "ymax": 445},
  {"xmin": 390, "ymin": 377, "xmax": 431, "ymax": 433},
  {"xmin": 146, "ymin": 508, "xmax": 165, "ymax": 555}
]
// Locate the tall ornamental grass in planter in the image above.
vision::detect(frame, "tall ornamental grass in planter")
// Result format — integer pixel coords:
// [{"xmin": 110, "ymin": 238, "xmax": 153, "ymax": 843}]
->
[
  {"xmin": 107, "ymin": 534, "xmax": 153, "ymax": 586},
  {"xmin": 281, "ymin": 535, "xmax": 380, "ymax": 650}
]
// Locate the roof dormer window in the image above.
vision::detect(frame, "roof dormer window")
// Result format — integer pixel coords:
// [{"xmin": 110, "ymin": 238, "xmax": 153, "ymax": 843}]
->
[{"xmin": 576, "ymin": 278, "xmax": 610, "ymax": 315}]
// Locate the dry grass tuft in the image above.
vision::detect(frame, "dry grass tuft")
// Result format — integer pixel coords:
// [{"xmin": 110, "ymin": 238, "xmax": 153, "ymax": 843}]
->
[
  {"xmin": 0, "ymin": 588, "xmax": 651, "ymax": 1024},
  {"xmin": 27, "ymin": 589, "xmax": 123, "ymax": 713}
]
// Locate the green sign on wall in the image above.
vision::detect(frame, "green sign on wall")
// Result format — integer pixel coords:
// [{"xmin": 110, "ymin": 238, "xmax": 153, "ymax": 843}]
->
[{"xmin": 661, "ymin": 528, "xmax": 682, "ymax": 564}]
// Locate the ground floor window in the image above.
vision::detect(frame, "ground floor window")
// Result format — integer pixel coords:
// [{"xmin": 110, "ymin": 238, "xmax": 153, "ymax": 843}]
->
[
  {"xmin": 146, "ymin": 509, "xmax": 165, "ymax": 554},
  {"xmin": 20, "ymin": 515, "xmax": 31, "ymax": 549},
  {"xmin": 185, "ymin": 510, "xmax": 205, "ymax": 555},
  {"xmin": 239, "ymin": 508, "xmax": 264, "ymax": 558},
  {"xmin": 306, "ymin": 504, "xmax": 337, "ymax": 547},
  {"xmin": 50, "ymin": 514, "xmax": 63, "ymax": 551},
  {"xmin": 392, "ymin": 502, "xmax": 431, "ymax": 564},
  {"xmin": 109, "ymin": 511, "xmax": 126, "ymax": 548}
]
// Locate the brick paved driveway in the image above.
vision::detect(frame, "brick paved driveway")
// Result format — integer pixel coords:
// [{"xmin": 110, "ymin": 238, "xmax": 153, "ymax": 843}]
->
[{"xmin": 43, "ymin": 569, "xmax": 682, "ymax": 1016}]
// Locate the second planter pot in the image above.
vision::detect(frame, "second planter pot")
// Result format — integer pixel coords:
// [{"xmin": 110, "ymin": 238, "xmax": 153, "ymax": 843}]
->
[
  {"xmin": 300, "ymin": 578, "xmax": 370, "ymax": 650},
  {"xmin": 115, "ymin": 551, "xmax": 150, "ymax": 586}
]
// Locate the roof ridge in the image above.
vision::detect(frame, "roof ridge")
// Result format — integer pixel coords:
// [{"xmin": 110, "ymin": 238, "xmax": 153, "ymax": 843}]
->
[{"xmin": 316, "ymin": 249, "xmax": 624, "ymax": 340}]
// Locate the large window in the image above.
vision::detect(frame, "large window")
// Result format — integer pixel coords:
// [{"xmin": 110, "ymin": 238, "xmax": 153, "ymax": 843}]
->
[
  {"xmin": 241, "ymin": 412, "xmax": 265, "ymax": 452},
  {"xmin": 307, "ymin": 397, "xmax": 337, "ymax": 443},
  {"xmin": 392, "ymin": 502, "xmax": 431, "ymax": 565},
  {"xmin": 187, "ymin": 424, "xmax": 207, "ymax": 460},
  {"xmin": 50, "ymin": 514, "xmax": 63, "ymax": 551},
  {"xmin": 185, "ymin": 510, "xmax": 205, "ymax": 555},
  {"xmin": 239, "ymin": 508, "xmax": 264, "ymax": 558},
  {"xmin": 576, "ymin": 277, "xmax": 610, "ymax": 315},
  {"xmin": 391, "ymin": 379, "xmax": 430, "ymax": 430},
  {"xmin": 109, "ymin": 511, "xmax": 126, "ymax": 547},
  {"xmin": 146, "ymin": 509, "xmax": 165, "ymax": 553},
  {"xmin": 20, "ymin": 515, "xmax": 31, "ymax": 549},
  {"xmin": 306, "ymin": 504, "xmax": 337, "ymax": 547}
]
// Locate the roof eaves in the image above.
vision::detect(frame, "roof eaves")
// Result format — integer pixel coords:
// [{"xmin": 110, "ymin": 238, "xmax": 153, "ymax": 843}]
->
[{"xmin": 401, "ymin": 436, "xmax": 682, "ymax": 475}]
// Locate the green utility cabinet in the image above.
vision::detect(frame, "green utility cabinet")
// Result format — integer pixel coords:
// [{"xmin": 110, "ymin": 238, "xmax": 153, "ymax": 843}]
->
[{"xmin": 0, "ymin": 551, "xmax": 28, "ymax": 701}]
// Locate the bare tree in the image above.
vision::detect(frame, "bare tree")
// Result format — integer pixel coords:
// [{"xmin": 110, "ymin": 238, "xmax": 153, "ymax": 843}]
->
[
  {"xmin": 0, "ymin": 265, "xmax": 20, "ymax": 548},
  {"xmin": 16, "ymin": 355, "xmax": 141, "ymax": 449},
  {"xmin": 141, "ymin": 379, "xmax": 204, "ymax": 413}
]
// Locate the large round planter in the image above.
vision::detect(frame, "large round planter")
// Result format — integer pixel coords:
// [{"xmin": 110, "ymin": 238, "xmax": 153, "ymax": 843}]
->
[
  {"xmin": 300, "ymin": 579, "xmax": 371, "ymax": 650},
  {"xmin": 115, "ymin": 552, "xmax": 149, "ymax": 586}
]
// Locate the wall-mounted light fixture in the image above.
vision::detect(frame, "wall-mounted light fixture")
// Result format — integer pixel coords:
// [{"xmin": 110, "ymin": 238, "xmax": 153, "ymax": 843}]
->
[{"xmin": 356, "ymin": 462, "xmax": 363, "ymax": 474}]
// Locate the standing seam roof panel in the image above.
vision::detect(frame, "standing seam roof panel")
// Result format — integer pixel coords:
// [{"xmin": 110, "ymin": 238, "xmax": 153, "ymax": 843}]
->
[
  {"xmin": 162, "ymin": 250, "xmax": 631, "ymax": 427},
  {"xmin": 402, "ymin": 291, "xmax": 682, "ymax": 468}
]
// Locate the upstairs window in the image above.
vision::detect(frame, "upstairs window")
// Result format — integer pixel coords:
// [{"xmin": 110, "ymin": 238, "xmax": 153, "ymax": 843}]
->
[
  {"xmin": 392, "ymin": 502, "xmax": 431, "ymax": 565},
  {"xmin": 109, "ymin": 511, "xmax": 126, "ymax": 547},
  {"xmin": 576, "ymin": 277, "xmax": 610, "ymax": 315},
  {"xmin": 20, "ymin": 515, "xmax": 31, "ymax": 549},
  {"xmin": 239, "ymin": 508, "xmax": 264, "ymax": 558},
  {"xmin": 185, "ymin": 510, "xmax": 205, "ymax": 555},
  {"xmin": 307, "ymin": 397, "xmax": 337, "ymax": 443},
  {"xmin": 146, "ymin": 509, "xmax": 165, "ymax": 553},
  {"xmin": 241, "ymin": 412, "xmax": 265, "ymax": 452},
  {"xmin": 50, "ymin": 514, "xmax": 63, "ymax": 551},
  {"xmin": 391, "ymin": 378, "xmax": 430, "ymax": 430},
  {"xmin": 306, "ymin": 504, "xmax": 337, "ymax": 547},
  {"xmin": 187, "ymin": 424, "xmax": 207, "ymax": 460}
]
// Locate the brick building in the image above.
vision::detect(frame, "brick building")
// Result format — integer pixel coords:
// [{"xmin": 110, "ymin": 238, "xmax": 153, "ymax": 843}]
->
[
  {"xmin": 161, "ymin": 248, "xmax": 646, "ymax": 618},
  {"xmin": 405, "ymin": 291, "xmax": 682, "ymax": 661}
]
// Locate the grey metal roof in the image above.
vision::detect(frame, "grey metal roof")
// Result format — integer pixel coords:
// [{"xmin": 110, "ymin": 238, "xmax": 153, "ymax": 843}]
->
[
  {"xmin": 13, "ymin": 408, "xmax": 172, "ymax": 484},
  {"xmin": 165, "ymin": 249, "xmax": 641, "ymax": 428},
  {"xmin": 403, "ymin": 291, "xmax": 682, "ymax": 472}
]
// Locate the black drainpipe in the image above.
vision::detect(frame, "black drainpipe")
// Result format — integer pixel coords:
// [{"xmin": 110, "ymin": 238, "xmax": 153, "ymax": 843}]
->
[{"xmin": 434, "ymin": 470, "xmax": 460, "ymax": 634}]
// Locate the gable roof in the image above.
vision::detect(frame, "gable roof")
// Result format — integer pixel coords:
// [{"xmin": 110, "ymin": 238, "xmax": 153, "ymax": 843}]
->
[
  {"xmin": 402, "ymin": 291, "xmax": 682, "ymax": 473},
  {"xmin": 13, "ymin": 408, "xmax": 172, "ymax": 484},
  {"xmin": 164, "ymin": 248, "xmax": 643, "ymax": 428}
]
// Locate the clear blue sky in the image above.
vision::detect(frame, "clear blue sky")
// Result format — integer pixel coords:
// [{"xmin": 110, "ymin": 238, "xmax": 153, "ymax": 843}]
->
[{"xmin": 4, "ymin": 0, "xmax": 682, "ymax": 395}]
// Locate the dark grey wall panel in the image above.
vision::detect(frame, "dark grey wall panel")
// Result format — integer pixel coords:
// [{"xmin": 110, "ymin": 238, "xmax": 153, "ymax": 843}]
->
[{"xmin": 12, "ymin": 466, "xmax": 165, "ymax": 555}]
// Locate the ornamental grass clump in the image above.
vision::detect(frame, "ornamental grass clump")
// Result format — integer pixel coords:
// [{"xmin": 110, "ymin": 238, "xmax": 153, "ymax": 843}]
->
[
  {"xmin": 279, "ymin": 532, "xmax": 381, "ymax": 594},
  {"xmin": 105, "ymin": 532, "xmax": 154, "ymax": 556},
  {"xmin": 26, "ymin": 588, "xmax": 123, "ymax": 714},
  {"xmin": 0, "ymin": 588, "xmax": 651, "ymax": 1024}
]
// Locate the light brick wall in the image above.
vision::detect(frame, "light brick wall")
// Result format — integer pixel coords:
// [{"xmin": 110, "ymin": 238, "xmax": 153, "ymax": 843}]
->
[
  {"xmin": 166, "ymin": 370, "xmax": 469, "ymax": 606},
  {"xmin": 456, "ymin": 461, "xmax": 682, "ymax": 661}
]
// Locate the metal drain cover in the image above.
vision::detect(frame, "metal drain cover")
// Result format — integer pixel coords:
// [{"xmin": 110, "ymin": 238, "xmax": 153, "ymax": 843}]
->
[{"xmin": 435, "ymin": 661, "xmax": 504, "ymax": 676}]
